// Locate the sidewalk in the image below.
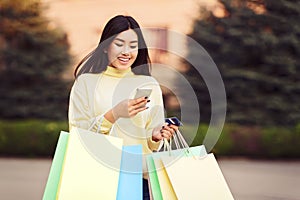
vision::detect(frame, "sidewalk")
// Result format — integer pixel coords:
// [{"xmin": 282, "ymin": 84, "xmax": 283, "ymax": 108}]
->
[
  {"xmin": 0, "ymin": 158, "xmax": 299, "ymax": 200},
  {"xmin": 219, "ymin": 158, "xmax": 300, "ymax": 200}
]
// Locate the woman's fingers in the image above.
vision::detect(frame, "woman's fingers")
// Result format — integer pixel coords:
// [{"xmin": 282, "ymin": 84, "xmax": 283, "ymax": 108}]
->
[
  {"xmin": 160, "ymin": 124, "xmax": 179, "ymax": 139},
  {"xmin": 113, "ymin": 97, "xmax": 149, "ymax": 119},
  {"xmin": 168, "ymin": 124, "xmax": 179, "ymax": 132},
  {"xmin": 127, "ymin": 97, "xmax": 149, "ymax": 117},
  {"xmin": 160, "ymin": 129, "xmax": 172, "ymax": 139},
  {"xmin": 129, "ymin": 105, "xmax": 148, "ymax": 117},
  {"xmin": 132, "ymin": 99, "xmax": 148, "ymax": 109},
  {"xmin": 130, "ymin": 96, "xmax": 147, "ymax": 106},
  {"xmin": 163, "ymin": 125, "xmax": 176, "ymax": 135}
]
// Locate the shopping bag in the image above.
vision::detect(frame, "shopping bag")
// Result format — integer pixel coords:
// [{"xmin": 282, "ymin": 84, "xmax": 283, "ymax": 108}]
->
[
  {"xmin": 153, "ymin": 157, "xmax": 178, "ymax": 199},
  {"xmin": 161, "ymin": 153, "xmax": 234, "ymax": 200},
  {"xmin": 147, "ymin": 133, "xmax": 207, "ymax": 200},
  {"xmin": 57, "ymin": 127, "xmax": 123, "ymax": 200},
  {"xmin": 117, "ymin": 145, "xmax": 143, "ymax": 200},
  {"xmin": 146, "ymin": 154, "xmax": 163, "ymax": 200},
  {"xmin": 43, "ymin": 131, "xmax": 69, "ymax": 200}
]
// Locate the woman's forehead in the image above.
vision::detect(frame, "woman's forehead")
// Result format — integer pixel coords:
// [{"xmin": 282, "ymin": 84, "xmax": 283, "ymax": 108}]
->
[{"xmin": 114, "ymin": 29, "xmax": 138, "ymax": 42}]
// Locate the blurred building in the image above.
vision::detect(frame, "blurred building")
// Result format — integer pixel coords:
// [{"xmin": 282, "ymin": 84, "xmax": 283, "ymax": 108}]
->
[{"xmin": 43, "ymin": 0, "xmax": 216, "ymax": 109}]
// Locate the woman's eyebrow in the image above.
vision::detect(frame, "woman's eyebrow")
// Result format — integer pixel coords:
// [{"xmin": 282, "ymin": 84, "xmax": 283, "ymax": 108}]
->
[{"xmin": 115, "ymin": 38, "xmax": 138, "ymax": 43}]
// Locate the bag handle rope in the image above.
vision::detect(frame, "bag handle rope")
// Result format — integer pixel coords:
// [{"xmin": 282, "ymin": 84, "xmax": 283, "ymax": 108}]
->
[
  {"xmin": 163, "ymin": 128, "xmax": 194, "ymax": 157},
  {"xmin": 88, "ymin": 115, "xmax": 104, "ymax": 133}
]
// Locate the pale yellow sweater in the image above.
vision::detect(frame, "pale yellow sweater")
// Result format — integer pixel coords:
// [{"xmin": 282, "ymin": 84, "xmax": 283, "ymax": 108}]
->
[{"xmin": 68, "ymin": 66, "xmax": 164, "ymax": 175}]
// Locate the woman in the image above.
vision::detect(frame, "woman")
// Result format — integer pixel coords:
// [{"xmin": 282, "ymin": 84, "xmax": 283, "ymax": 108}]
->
[{"xmin": 68, "ymin": 15, "xmax": 177, "ymax": 199}]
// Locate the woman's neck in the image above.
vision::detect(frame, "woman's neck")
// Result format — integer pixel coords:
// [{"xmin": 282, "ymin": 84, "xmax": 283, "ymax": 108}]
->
[{"xmin": 103, "ymin": 66, "xmax": 133, "ymax": 78}]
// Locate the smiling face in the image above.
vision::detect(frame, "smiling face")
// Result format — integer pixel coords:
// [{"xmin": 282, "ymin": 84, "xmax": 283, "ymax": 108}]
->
[{"xmin": 107, "ymin": 29, "xmax": 138, "ymax": 70}]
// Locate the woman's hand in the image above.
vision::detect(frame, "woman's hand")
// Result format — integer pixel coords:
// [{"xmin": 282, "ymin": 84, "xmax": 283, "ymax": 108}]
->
[
  {"xmin": 105, "ymin": 97, "xmax": 149, "ymax": 123},
  {"xmin": 152, "ymin": 124, "xmax": 179, "ymax": 142}
]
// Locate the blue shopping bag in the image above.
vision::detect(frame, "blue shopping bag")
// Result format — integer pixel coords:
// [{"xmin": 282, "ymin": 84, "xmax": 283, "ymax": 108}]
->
[{"xmin": 117, "ymin": 145, "xmax": 143, "ymax": 200}]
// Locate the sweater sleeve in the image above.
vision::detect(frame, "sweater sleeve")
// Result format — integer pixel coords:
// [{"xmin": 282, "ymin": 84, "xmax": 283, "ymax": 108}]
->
[
  {"xmin": 145, "ymin": 81, "xmax": 165, "ymax": 151},
  {"xmin": 68, "ymin": 75, "xmax": 113, "ymax": 134}
]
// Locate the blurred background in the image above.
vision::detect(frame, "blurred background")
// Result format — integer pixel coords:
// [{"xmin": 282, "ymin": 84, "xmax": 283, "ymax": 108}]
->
[{"xmin": 0, "ymin": 0, "xmax": 299, "ymax": 199}]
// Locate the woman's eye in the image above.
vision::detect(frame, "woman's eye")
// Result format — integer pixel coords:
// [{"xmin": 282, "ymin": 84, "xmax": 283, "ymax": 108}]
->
[
  {"xmin": 130, "ymin": 45, "xmax": 137, "ymax": 49},
  {"xmin": 114, "ymin": 43, "xmax": 123, "ymax": 47}
]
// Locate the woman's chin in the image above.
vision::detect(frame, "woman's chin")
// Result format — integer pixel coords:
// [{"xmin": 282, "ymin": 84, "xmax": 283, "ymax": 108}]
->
[{"xmin": 112, "ymin": 62, "xmax": 133, "ymax": 70}]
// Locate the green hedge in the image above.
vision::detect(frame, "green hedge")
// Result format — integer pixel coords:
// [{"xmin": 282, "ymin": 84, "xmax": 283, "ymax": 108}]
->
[
  {"xmin": 191, "ymin": 123, "xmax": 300, "ymax": 159},
  {"xmin": 0, "ymin": 120, "xmax": 68, "ymax": 157},
  {"xmin": 1, "ymin": 120, "xmax": 300, "ymax": 158}
]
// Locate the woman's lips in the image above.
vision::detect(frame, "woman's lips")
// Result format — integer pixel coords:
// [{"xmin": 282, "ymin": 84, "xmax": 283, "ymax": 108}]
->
[{"xmin": 118, "ymin": 57, "xmax": 130, "ymax": 64}]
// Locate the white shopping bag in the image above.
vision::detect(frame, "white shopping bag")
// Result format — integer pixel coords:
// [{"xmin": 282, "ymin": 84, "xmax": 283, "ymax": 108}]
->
[
  {"xmin": 57, "ymin": 127, "xmax": 123, "ymax": 200},
  {"xmin": 161, "ymin": 153, "xmax": 234, "ymax": 200}
]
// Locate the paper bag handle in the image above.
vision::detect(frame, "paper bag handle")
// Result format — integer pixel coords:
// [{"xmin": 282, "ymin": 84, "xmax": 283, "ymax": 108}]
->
[
  {"xmin": 162, "ymin": 129, "xmax": 191, "ymax": 156},
  {"xmin": 88, "ymin": 115, "xmax": 104, "ymax": 134}
]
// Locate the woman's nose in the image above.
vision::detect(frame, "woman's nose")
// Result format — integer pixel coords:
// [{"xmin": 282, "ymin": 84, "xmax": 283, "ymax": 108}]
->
[{"xmin": 122, "ymin": 46, "xmax": 130, "ymax": 55}]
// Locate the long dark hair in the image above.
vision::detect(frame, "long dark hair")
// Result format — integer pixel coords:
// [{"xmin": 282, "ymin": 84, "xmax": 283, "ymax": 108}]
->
[{"xmin": 74, "ymin": 15, "xmax": 151, "ymax": 78}]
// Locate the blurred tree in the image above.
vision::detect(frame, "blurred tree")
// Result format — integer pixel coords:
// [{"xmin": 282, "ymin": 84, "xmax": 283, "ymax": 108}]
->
[
  {"xmin": 0, "ymin": 0, "xmax": 71, "ymax": 120},
  {"xmin": 186, "ymin": 0, "xmax": 300, "ymax": 126}
]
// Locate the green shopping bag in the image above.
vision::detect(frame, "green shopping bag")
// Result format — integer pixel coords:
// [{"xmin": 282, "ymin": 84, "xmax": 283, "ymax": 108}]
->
[
  {"xmin": 147, "ymin": 155, "xmax": 163, "ymax": 200},
  {"xmin": 43, "ymin": 131, "xmax": 69, "ymax": 200}
]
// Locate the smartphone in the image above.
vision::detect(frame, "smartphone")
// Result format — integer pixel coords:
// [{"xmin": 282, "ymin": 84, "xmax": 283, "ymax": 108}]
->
[
  {"xmin": 165, "ymin": 117, "xmax": 183, "ymax": 126},
  {"xmin": 134, "ymin": 88, "xmax": 152, "ymax": 99}
]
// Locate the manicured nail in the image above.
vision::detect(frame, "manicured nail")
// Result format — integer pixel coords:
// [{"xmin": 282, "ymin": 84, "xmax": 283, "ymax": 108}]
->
[
  {"xmin": 147, "ymin": 100, "xmax": 150, "ymax": 102},
  {"xmin": 144, "ymin": 96, "xmax": 148, "ymax": 99},
  {"xmin": 146, "ymin": 107, "xmax": 149, "ymax": 109}
]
